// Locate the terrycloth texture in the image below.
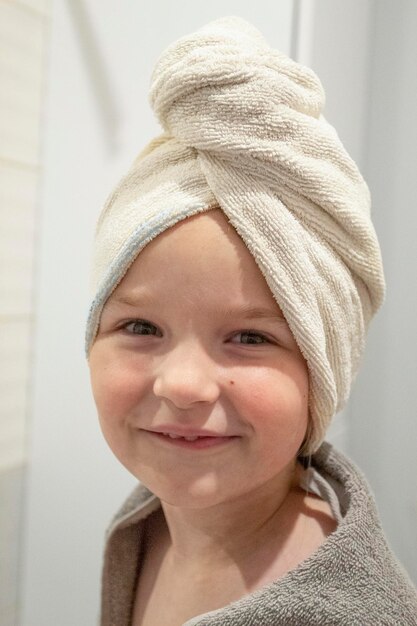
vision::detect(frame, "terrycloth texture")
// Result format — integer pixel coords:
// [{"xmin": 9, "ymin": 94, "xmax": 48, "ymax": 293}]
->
[
  {"xmin": 99, "ymin": 442, "xmax": 417, "ymax": 625},
  {"xmin": 85, "ymin": 16, "xmax": 386, "ymax": 453}
]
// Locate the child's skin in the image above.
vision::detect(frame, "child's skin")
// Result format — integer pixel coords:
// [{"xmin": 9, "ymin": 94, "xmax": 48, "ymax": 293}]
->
[{"xmin": 89, "ymin": 209, "xmax": 336, "ymax": 624}]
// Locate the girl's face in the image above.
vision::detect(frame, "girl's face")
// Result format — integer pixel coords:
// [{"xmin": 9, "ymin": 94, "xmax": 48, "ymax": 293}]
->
[{"xmin": 89, "ymin": 209, "xmax": 309, "ymax": 508}]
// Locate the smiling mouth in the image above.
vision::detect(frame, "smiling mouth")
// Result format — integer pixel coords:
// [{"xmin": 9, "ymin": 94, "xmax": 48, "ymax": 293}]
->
[{"xmin": 145, "ymin": 430, "xmax": 238, "ymax": 449}]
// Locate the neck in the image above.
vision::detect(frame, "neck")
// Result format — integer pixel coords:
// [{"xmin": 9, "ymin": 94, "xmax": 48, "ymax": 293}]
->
[{"xmin": 159, "ymin": 460, "xmax": 303, "ymax": 578}]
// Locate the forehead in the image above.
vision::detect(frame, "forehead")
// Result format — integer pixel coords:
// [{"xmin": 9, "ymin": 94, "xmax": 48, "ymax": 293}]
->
[
  {"xmin": 117, "ymin": 211, "xmax": 255, "ymax": 281},
  {"xmin": 106, "ymin": 209, "xmax": 285, "ymax": 315},
  {"xmin": 147, "ymin": 208, "xmax": 242, "ymax": 255}
]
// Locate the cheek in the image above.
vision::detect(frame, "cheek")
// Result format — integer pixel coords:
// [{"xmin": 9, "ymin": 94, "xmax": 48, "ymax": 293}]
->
[
  {"xmin": 233, "ymin": 363, "xmax": 309, "ymax": 444},
  {"xmin": 89, "ymin": 346, "xmax": 150, "ymax": 423}
]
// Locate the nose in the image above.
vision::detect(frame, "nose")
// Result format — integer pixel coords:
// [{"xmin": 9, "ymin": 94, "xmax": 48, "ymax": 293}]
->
[{"xmin": 153, "ymin": 342, "xmax": 220, "ymax": 409}]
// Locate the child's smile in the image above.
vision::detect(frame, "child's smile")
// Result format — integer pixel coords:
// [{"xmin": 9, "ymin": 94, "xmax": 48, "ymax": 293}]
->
[
  {"xmin": 89, "ymin": 208, "xmax": 309, "ymax": 508},
  {"xmin": 142, "ymin": 428, "xmax": 240, "ymax": 450}
]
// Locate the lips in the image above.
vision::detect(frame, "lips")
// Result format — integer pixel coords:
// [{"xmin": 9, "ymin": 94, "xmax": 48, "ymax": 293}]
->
[
  {"xmin": 143, "ymin": 427, "xmax": 239, "ymax": 450},
  {"xmin": 147, "ymin": 426, "xmax": 233, "ymax": 439}
]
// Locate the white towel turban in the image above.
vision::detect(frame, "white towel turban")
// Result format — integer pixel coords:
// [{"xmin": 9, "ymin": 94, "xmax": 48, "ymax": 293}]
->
[{"xmin": 86, "ymin": 16, "xmax": 385, "ymax": 454}]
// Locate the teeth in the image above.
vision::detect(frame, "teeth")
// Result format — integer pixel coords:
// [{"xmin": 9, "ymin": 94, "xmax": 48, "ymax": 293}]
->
[{"xmin": 162, "ymin": 432, "xmax": 200, "ymax": 441}]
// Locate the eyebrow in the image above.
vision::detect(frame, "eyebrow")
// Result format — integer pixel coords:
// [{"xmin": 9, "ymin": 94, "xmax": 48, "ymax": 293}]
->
[
  {"xmin": 108, "ymin": 292, "xmax": 151, "ymax": 308},
  {"xmin": 108, "ymin": 293, "xmax": 287, "ymax": 323},
  {"xmin": 218, "ymin": 304, "xmax": 287, "ymax": 323}
]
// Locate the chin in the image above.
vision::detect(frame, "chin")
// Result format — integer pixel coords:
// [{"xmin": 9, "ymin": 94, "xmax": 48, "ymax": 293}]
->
[{"xmin": 139, "ymin": 471, "xmax": 231, "ymax": 508}]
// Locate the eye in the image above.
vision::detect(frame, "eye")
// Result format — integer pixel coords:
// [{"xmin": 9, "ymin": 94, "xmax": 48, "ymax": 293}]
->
[
  {"xmin": 231, "ymin": 331, "xmax": 270, "ymax": 345},
  {"xmin": 123, "ymin": 320, "xmax": 162, "ymax": 336}
]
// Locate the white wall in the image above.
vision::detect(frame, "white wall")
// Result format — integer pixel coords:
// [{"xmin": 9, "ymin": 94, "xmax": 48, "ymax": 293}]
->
[
  {"xmin": 349, "ymin": 0, "xmax": 417, "ymax": 582},
  {"xmin": 0, "ymin": 2, "xmax": 51, "ymax": 624},
  {"xmin": 20, "ymin": 2, "xmax": 294, "ymax": 624}
]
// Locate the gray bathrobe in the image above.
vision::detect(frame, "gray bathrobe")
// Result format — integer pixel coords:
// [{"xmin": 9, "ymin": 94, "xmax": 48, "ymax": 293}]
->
[{"xmin": 99, "ymin": 442, "xmax": 417, "ymax": 625}]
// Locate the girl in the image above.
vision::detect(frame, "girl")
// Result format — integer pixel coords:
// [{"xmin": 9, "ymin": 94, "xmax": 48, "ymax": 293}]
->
[{"xmin": 86, "ymin": 16, "xmax": 417, "ymax": 626}]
